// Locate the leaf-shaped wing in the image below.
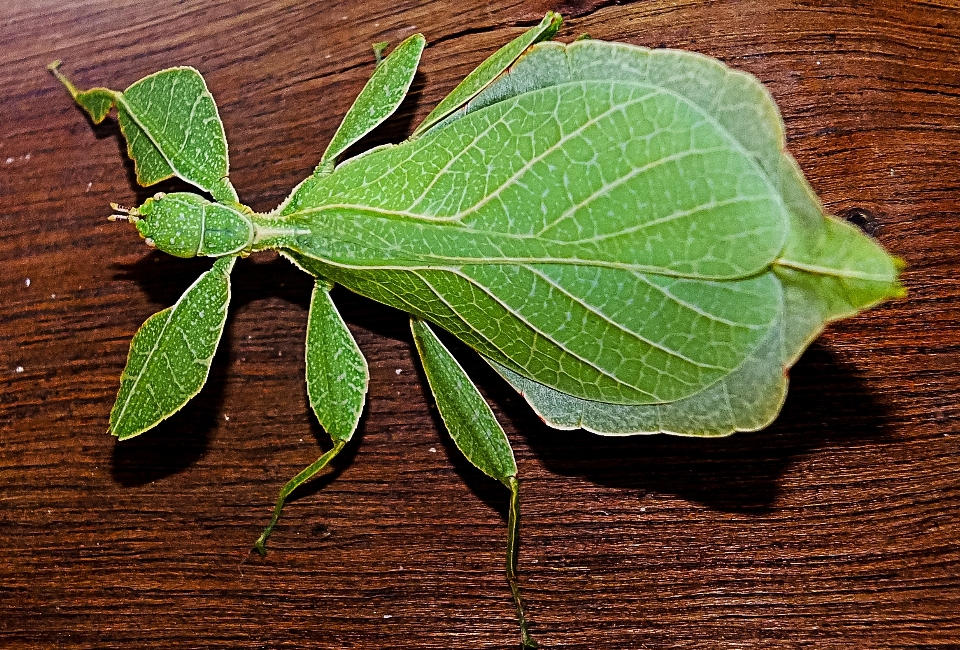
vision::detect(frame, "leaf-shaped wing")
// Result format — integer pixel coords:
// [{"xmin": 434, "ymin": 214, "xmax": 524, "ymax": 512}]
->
[
  {"xmin": 487, "ymin": 203, "xmax": 902, "ymax": 436},
  {"xmin": 274, "ymin": 43, "xmax": 791, "ymax": 405},
  {"xmin": 271, "ymin": 38, "xmax": 900, "ymax": 419},
  {"xmin": 52, "ymin": 64, "xmax": 237, "ymax": 203},
  {"xmin": 109, "ymin": 256, "xmax": 235, "ymax": 439},
  {"xmin": 319, "ymin": 34, "xmax": 426, "ymax": 167},
  {"xmin": 411, "ymin": 318, "xmax": 516, "ymax": 484},
  {"xmin": 467, "ymin": 42, "xmax": 903, "ymax": 435},
  {"xmin": 305, "ymin": 281, "xmax": 368, "ymax": 442}
]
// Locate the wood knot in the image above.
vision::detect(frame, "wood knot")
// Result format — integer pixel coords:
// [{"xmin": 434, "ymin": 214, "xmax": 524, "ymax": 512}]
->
[{"xmin": 840, "ymin": 207, "xmax": 882, "ymax": 236}]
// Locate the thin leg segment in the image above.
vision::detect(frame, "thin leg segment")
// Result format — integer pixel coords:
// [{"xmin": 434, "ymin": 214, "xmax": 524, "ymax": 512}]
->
[
  {"xmin": 507, "ymin": 476, "xmax": 537, "ymax": 649},
  {"xmin": 253, "ymin": 439, "xmax": 347, "ymax": 556}
]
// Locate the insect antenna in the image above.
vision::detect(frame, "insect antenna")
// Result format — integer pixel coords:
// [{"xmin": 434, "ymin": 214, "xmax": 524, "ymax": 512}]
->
[{"xmin": 108, "ymin": 202, "xmax": 140, "ymax": 222}]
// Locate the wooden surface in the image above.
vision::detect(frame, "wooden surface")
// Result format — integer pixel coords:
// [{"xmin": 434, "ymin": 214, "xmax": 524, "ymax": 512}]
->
[{"xmin": 2, "ymin": 1, "xmax": 958, "ymax": 647}]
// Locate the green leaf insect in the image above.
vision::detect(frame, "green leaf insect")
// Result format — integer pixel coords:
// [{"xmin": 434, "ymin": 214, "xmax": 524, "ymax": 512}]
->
[{"xmin": 52, "ymin": 11, "xmax": 902, "ymax": 648}]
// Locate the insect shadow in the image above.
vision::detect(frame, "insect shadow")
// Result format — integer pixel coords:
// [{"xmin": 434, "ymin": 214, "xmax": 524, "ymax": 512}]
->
[
  {"xmin": 431, "ymin": 334, "xmax": 893, "ymax": 517},
  {"xmin": 108, "ymin": 253, "xmax": 362, "ymax": 488},
  {"xmin": 105, "ymin": 248, "xmax": 892, "ymax": 517}
]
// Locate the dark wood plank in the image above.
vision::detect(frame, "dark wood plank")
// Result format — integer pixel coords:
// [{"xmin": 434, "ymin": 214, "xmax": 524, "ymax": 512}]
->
[{"xmin": 1, "ymin": 1, "xmax": 958, "ymax": 648}]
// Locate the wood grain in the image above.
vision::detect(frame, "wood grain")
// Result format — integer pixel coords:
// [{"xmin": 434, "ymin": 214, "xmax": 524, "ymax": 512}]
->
[{"xmin": 2, "ymin": 1, "xmax": 958, "ymax": 648}]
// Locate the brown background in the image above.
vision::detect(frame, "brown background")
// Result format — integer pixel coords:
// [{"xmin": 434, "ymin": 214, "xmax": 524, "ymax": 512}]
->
[{"xmin": 2, "ymin": 1, "xmax": 958, "ymax": 648}]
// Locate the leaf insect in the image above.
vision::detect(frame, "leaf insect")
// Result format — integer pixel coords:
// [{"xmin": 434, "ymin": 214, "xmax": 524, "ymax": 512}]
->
[{"xmin": 51, "ymin": 12, "xmax": 902, "ymax": 648}]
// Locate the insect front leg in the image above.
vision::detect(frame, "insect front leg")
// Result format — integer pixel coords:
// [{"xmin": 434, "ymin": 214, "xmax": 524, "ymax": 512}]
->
[{"xmin": 50, "ymin": 63, "xmax": 239, "ymax": 204}]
